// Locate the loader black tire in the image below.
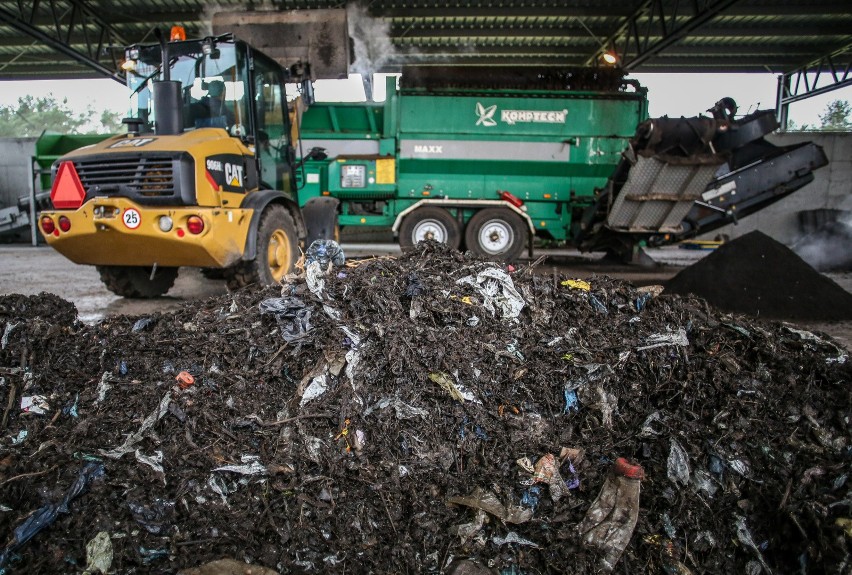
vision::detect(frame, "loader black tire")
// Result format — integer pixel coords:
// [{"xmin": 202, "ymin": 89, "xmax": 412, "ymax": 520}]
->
[
  {"xmin": 399, "ymin": 206, "xmax": 461, "ymax": 250},
  {"xmin": 464, "ymin": 207, "xmax": 526, "ymax": 261},
  {"xmin": 225, "ymin": 204, "xmax": 298, "ymax": 291},
  {"xmin": 96, "ymin": 265, "xmax": 178, "ymax": 298}
]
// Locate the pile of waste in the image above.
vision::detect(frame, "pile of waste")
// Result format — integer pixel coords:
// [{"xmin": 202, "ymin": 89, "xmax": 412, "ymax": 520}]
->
[
  {"xmin": 0, "ymin": 242, "xmax": 849, "ymax": 574},
  {"xmin": 665, "ymin": 230, "xmax": 852, "ymax": 320}
]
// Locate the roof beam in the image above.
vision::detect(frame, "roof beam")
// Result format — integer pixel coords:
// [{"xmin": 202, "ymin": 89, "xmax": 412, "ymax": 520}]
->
[
  {"xmin": 589, "ymin": 0, "xmax": 744, "ymax": 69},
  {"xmin": 377, "ymin": 5, "xmax": 633, "ymax": 19},
  {"xmin": 0, "ymin": 0, "xmax": 125, "ymax": 82},
  {"xmin": 777, "ymin": 41, "xmax": 852, "ymax": 108}
]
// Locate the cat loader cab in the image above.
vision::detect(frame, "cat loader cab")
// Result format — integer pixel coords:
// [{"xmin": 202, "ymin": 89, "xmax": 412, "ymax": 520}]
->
[{"xmin": 38, "ymin": 25, "xmax": 335, "ymax": 297}]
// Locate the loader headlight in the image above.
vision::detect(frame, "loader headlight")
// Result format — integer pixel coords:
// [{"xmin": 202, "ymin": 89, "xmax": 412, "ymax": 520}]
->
[{"xmin": 158, "ymin": 215, "xmax": 173, "ymax": 232}]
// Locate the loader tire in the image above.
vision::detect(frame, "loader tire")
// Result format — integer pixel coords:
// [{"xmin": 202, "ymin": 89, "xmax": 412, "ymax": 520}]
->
[
  {"xmin": 464, "ymin": 208, "xmax": 526, "ymax": 261},
  {"xmin": 96, "ymin": 265, "xmax": 178, "ymax": 298},
  {"xmin": 225, "ymin": 204, "xmax": 298, "ymax": 291},
  {"xmin": 399, "ymin": 206, "xmax": 461, "ymax": 250}
]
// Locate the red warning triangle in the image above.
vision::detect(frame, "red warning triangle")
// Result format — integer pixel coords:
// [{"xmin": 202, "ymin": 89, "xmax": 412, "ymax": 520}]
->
[{"xmin": 51, "ymin": 161, "xmax": 86, "ymax": 209}]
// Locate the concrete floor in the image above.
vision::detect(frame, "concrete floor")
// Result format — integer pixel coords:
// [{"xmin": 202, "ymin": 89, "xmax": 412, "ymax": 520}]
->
[{"xmin": 1, "ymin": 244, "xmax": 849, "ymax": 351}]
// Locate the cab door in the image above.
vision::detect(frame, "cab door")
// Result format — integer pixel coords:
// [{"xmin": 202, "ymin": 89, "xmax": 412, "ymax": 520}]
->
[{"xmin": 249, "ymin": 52, "xmax": 293, "ymax": 194}]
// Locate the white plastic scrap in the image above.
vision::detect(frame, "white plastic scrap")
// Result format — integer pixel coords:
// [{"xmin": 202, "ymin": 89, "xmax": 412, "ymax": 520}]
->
[
  {"xmin": 95, "ymin": 371, "xmax": 113, "ymax": 404},
  {"xmin": 639, "ymin": 411, "xmax": 665, "ymax": 437},
  {"xmin": 300, "ymin": 373, "xmax": 328, "ymax": 407},
  {"xmin": 11, "ymin": 430, "xmax": 27, "ymax": 445},
  {"xmin": 491, "ymin": 531, "xmax": 540, "ymax": 548},
  {"xmin": 692, "ymin": 469, "xmax": 718, "ymax": 497},
  {"xmin": 365, "ymin": 396, "xmax": 428, "ymax": 420},
  {"xmin": 668, "ymin": 439, "xmax": 691, "ymax": 486},
  {"xmin": 1, "ymin": 322, "xmax": 17, "ymax": 349},
  {"xmin": 214, "ymin": 454, "xmax": 267, "ymax": 476},
  {"xmin": 735, "ymin": 515, "xmax": 773, "ymax": 575},
  {"xmin": 323, "ymin": 304, "xmax": 342, "ymax": 321},
  {"xmin": 728, "ymin": 458, "xmax": 752, "ymax": 478},
  {"xmin": 456, "ymin": 267, "xmax": 525, "ymax": 319},
  {"xmin": 20, "ymin": 395, "xmax": 49, "ymax": 415},
  {"xmin": 306, "ymin": 261, "xmax": 326, "ymax": 298},
  {"xmin": 207, "ymin": 474, "xmax": 233, "ymax": 505},
  {"xmin": 429, "ymin": 372, "xmax": 480, "ymax": 404},
  {"xmin": 637, "ymin": 327, "xmax": 689, "ymax": 351},
  {"xmin": 100, "ymin": 393, "xmax": 171, "ymax": 459},
  {"xmin": 135, "ymin": 450, "xmax": 165, "ymax": 481}
]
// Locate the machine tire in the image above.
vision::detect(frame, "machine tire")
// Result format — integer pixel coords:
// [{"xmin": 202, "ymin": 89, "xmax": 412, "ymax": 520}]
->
[
  {"xmin": 225, "ymin": 204, "xmax": 299, "ymax": 290},
  {"xmin": 96, "ymin": 265, "xmax": 179, "ymax": 298},
  {"xmin": 464, "ymin": 208, "xmax": 526, "ymax": 261},
  {"xmin": 399, "ymin": 207, "xmax": 461, "ymax": 250}
]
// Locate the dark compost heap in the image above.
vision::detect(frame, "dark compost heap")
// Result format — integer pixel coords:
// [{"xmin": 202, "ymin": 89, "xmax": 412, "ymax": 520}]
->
[
  {"xmin": 0, "ymin": 243, "xmax": 850, "ymax": 574},
  {"xmin": 665, "ymin": 230, "xmax": 852, "ymax": 321}
]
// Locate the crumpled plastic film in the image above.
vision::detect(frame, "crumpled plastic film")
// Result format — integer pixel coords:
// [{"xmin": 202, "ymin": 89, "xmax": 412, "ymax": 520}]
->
[
  {"xmin": 259, "ymin": 296, "xmax": 313, "ymax": 342},
  {"xmin": 0, "ymin": 462, "xmax": 105, "ymax": 569},
  {"xmin": 305, "ymin": 239, "xmax": 346, "ymax": 268},
  {"xmin": 456, "ymin": 267, "xmax": 525, "ymax": 319}
]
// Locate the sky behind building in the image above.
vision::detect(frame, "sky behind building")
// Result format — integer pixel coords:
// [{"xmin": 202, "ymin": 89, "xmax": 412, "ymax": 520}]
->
[{"xmin": 0, "ymin": 72, "xmax": 847, "ymax": 131}]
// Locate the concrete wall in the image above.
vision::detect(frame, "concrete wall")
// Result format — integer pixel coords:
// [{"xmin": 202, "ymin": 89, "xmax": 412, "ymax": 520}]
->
[
  {"xmin": 698, "ymin": 132, "xmax": 852, "ymax": 244},
  {"xmin": 0, "ymin": 137, "xmax": 37, "ymax": 207}
]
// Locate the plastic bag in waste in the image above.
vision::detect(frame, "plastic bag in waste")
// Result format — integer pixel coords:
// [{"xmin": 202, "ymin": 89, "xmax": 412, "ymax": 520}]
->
[
  {"xmin": 305, "ymin": 239, "xmax": 345, "ymax": 268},
  {"xmin": 259, "ymin": 297, "xmax": 313, "ymax": 342},
  {"xmin": 667, "ymin": 438, "xmax": 691, "ymax": 486},
  {"xmin": 578, "ymin": 458, "xmax": 645, "ymax": 572},
  {"xmin": 0, "ymin": 462, "xmax": 105, "ymax": 569},
  {"xmin": 447, "ymin": 486, "xmax": 533, "ymax": 524},
  {"xmin": 456, "ymin": 267, "xmax": 525, "ymax": 318}
]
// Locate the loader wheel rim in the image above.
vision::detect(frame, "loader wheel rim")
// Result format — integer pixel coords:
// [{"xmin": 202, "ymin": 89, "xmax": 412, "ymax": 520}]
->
[
  {"xmin": 267, "ymin": 229, "xmax": 291, "ymax": 281},
  {"xmin": 477, "ymin": 219, "xmax": 514, "ymax": 255},
  {"xmin": 412, "ymin": 218, "xmax": 449, "ymax": 244}
]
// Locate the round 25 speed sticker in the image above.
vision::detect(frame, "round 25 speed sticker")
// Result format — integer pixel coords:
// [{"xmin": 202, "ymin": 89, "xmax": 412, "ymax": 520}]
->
[{"xmin": 123, "ymin": 208, "xmax": 141, "ymax": 229}]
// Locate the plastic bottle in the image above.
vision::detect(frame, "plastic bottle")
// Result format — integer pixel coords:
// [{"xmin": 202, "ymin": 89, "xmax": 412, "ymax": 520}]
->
[{"xmin": 577, "ymin": 457, "xmax": 645, "ymax": 572}]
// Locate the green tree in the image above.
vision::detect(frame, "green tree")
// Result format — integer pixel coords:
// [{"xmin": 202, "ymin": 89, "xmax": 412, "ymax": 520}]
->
[
  {"xmin": 818, "ymin": 99, "xmax": 851, "ymax": 131},
  {"xmin": 0, "ymin": 94, "xmax": 121, "ymax": 137}
]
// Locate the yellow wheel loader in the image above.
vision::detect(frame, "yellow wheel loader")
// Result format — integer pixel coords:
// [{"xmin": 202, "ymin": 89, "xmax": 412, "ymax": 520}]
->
[{"xmin": 38, "ymin": 11, "xmax": 348, "ymax": 298}]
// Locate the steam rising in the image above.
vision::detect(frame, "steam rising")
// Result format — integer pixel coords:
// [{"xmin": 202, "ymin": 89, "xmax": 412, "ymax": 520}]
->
[
  {"xmin": 792, "ymin": 211, "xmax": 852, "ymax": 272},
  {"xmin": 347, "ymin": 3, "xmax": 400, "ymax": 99}
]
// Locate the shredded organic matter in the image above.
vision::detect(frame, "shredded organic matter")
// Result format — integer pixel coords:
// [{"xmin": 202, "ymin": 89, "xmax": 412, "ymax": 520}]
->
[
  {"xmin": 0, "ymin": 242, "xmax": 849, "ymax": 574},
  {"xmin": 665, "ymin": 231, "xmax": 852, "ymax": 320}
]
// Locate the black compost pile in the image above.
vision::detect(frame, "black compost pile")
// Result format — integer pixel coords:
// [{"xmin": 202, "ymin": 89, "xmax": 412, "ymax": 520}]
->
[
  {"xmin": 665, "ymin": 230, "xmax": 852, "ymax": 320},
  {"xmin": 0, "ymin": 243, "xmax": 850, "ymax": 574}
]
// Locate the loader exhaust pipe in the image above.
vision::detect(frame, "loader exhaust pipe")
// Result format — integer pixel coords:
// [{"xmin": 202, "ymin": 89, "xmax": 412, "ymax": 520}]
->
[{"xmin": 152, "ymin": 81, "xmax": 183, "ymax": 135}]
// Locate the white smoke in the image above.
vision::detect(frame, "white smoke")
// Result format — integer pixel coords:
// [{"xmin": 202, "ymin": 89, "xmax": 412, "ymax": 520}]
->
[
  {"xmin": 792, "ymin": 210, "xmax": 852, "ymax": 272},
  {"xmin": 347, "ymin": 2, "xmax": 400, "ymax": 97}
]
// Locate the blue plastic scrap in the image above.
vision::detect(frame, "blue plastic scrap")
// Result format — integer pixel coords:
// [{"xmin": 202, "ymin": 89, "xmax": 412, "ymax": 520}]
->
[
  {"xmin": 635, "ymin": 292, "xmax": 652, "ymax": 311},
  {"xmin": 588, "ymin": 294, "xmax": 608, "ymax": 315},
  {"xmin": 520, "ymin": 486, "xmax": 542, "ymax": 509},
  {"xmin": 0, "ymin": 462, "xmax": 105, "ymax": 569},
  {"xmin": 563, "ymin": 389, "xmax": 580, "ymax": 413}
]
